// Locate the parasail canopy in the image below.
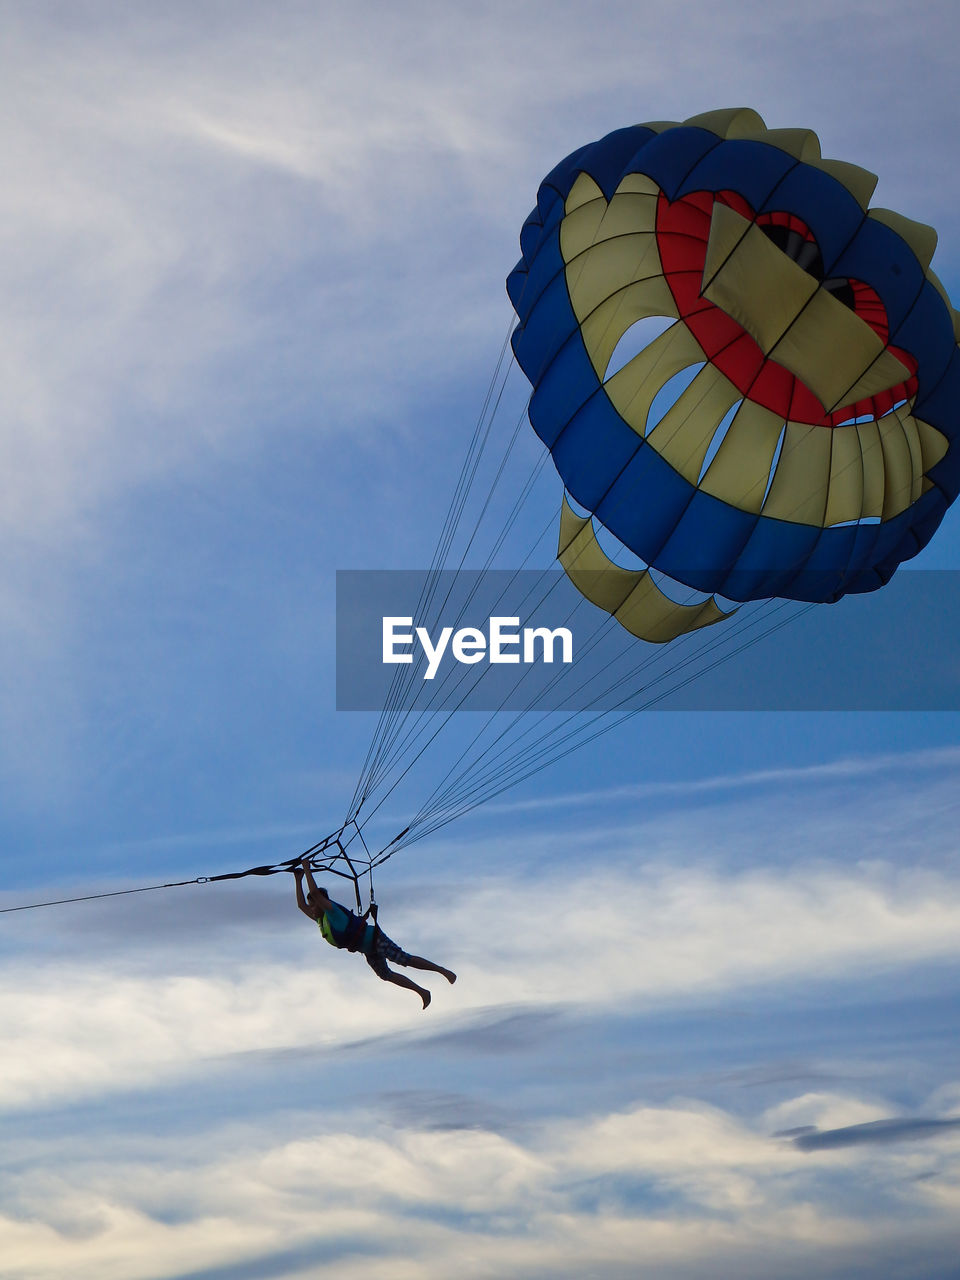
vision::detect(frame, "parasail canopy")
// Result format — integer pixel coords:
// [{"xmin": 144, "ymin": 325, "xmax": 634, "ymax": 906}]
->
[{"xmin": 507, "ymin": 107, "xmax": 960, "ymax": 640}]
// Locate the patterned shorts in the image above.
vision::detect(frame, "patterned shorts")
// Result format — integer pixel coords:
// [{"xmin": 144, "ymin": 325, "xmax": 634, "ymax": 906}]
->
[{"xmin": 365, "ymin": 928, "xmax": 412, "ymax": 978}]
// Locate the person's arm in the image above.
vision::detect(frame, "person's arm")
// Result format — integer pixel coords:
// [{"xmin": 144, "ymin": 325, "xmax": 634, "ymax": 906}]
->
[
  {"xmin": 294, "ymin": 867, "xmax": 316, "ymax": 920},
  {"xmin": 301, "ymin": 857, "xmax": 320, "ymax": 900},
  {"xmin": 299, "ymin": 858, "xmax": 335, "ymax": 918}
]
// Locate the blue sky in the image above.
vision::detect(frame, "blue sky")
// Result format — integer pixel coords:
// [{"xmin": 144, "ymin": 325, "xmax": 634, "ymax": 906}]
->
[{"xmin": 2, "ymin": 1, "xmax": 960, "ymax": 1277}]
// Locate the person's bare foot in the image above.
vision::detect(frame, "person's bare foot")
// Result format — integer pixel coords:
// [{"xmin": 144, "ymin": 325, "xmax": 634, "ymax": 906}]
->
[
  {"xmin": 421, "ymin": 989, "xmax": 432, "ymax": 1010},
  {"xmin": 441, "ymin": 968, "xmax": 457, "ymax": 984}
]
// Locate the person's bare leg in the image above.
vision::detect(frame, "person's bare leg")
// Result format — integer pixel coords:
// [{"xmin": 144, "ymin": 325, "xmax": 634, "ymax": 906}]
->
[
  {"xmin": 402, "ymin": 954, "xmax": 456, "ymax": 984},
  {"xmin": 379, "ymin": 965, "xmax": 432, "ymax": 1009}
]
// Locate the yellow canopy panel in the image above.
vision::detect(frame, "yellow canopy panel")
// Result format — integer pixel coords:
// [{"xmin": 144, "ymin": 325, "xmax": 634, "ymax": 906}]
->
[{"xmin": 557, "ymin": 498, "xmax": 737, "ymax": 643}]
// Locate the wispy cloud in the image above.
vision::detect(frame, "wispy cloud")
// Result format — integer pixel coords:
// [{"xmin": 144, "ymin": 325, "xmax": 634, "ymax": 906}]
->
[
  {"xmin": 788, "ymin": 1117, "xmax": 960, "ymax": 1151},
  {"xmin": 3, "ymin": 0, "xmax": 959, "ymax": 542},
  {"xmin": 482, "ymin": 744, "xmax": 960, "ymax": 817}
]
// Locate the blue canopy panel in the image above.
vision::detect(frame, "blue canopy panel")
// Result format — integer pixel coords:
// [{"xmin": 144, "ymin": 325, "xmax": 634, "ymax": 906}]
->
[
  {"xmin": 677, "ymin": 139, "xmax": 803, "ymax": 214},
  {"xmin": 835, "ymin": 217, "xmax": 933, "ymax": 335},
  {"xmin": 755, "ymin": 162, "xmax": 869, "ymax": 270},
  {"xmin": 537, "ymin": 126, "xmax": 660, "ymax": 204}
]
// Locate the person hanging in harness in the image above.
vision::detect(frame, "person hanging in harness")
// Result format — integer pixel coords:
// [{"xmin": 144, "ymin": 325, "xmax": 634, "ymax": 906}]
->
[{"xmin": 294, "ymin": 857, "xmax": 456, "ymax": 1009}]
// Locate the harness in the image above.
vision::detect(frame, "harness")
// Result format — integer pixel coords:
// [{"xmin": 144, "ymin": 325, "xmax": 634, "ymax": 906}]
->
[{"xmin": 341, "ymin": 912, "xmax": 369, "ymax": 953}]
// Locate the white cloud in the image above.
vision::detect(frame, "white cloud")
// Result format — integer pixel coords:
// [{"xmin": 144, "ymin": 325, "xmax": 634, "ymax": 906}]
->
[
  {"xmin": 3, "ymin": 755, "xmax": 960, "ymax": 1276},
  {"xmin": 3, "ymin": 1090, "xmax": 959, "ymax": 1280},
  {"xmin": 3, "ymin": 844, "xmax": 960, "ymax": 1112}
]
